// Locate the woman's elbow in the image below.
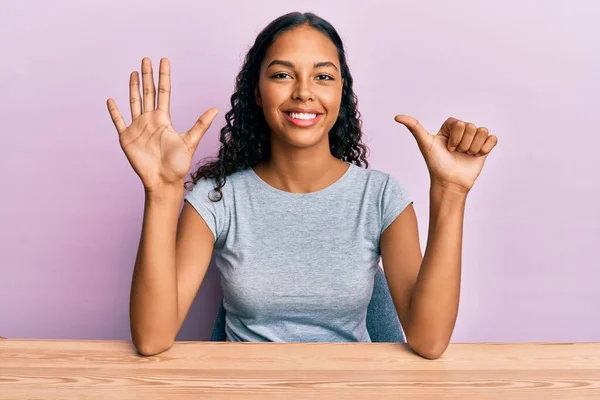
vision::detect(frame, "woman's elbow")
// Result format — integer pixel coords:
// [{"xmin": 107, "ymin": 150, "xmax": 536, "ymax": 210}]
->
[
  {"xmin": 407, "ymin": 336, "xmax": 449, "ymax": 360},
  {"xmin": 133, "ymin": 337, "xmax": 174, "ymax": 356}
]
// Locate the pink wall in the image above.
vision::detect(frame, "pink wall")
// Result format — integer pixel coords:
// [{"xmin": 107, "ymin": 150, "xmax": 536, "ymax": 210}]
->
[{"xmin": 1, "ymin": 0, "xmax": 598, "ymax": 342}]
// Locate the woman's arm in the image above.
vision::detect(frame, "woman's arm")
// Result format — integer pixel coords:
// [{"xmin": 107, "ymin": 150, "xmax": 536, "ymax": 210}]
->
[
  {"xmin": 385, "ymin": 114, "xmax": 498, "ymax": 359},
  {"xmin": 130, "ymin": 184, "xmax": 215, "ymax": 356},
  {"xmin": 380, "ymin": 182, "xmax": 467, "ymax": 360}
]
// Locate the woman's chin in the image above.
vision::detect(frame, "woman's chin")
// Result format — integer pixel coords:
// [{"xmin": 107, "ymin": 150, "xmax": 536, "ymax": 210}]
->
[{"xmin": 280, "ymin": 131, "xmax": 328, "ymax": 149}]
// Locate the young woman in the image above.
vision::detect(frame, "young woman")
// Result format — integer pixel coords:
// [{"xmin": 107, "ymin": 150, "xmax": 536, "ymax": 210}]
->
[{"xmin": 106, "ymin": 12, "xmax": 498, "ymax": 359}]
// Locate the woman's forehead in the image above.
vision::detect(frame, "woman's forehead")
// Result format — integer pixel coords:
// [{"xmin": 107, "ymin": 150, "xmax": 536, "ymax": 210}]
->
[{"xmin": 266, "ymin": 26, "xmax": 338, "ymax": 63}]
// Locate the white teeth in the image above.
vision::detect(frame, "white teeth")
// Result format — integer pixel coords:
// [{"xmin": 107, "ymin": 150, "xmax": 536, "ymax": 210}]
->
[{"xmin": 289, "ymin": 112, "xmax": 317, "ymax": 120}]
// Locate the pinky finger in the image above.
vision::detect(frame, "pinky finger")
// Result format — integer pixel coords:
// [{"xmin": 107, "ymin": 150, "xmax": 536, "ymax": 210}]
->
[
  {"xmin": 477, "ymin": 135, "xmax": 498, "ymax": 156},
  {"xmin": 107, "ymin": 98, "xmax": 127, "ymax": 135}
]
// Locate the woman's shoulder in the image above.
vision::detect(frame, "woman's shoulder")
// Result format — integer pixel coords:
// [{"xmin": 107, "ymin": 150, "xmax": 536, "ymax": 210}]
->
[
  {"xmin": 350, "ymin": 164, "xmax": 401, "ymax": 187},
  {"xmin": 350, "ymin": 164, "xmax": 411, "ymax": 202},
  {"xmin": 185, "ymin": 167, "xmax": 253, "ymax": 200}
]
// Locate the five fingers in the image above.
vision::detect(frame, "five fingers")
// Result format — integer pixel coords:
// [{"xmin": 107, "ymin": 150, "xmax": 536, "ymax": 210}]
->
[{"xmin": 109, "ymin": 59, "xmax": 498, "ymax": 160}]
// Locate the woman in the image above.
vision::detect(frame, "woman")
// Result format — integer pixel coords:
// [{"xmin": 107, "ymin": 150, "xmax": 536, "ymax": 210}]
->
[{"xmin": 106, "ymin": 12, "xmax": 498, "ymax": 359}]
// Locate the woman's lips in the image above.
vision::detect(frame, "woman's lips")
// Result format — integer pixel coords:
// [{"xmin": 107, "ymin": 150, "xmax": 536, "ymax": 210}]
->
[{"xmin": 283, "ymin": 112, "xmax": 323, "ymax": 128}]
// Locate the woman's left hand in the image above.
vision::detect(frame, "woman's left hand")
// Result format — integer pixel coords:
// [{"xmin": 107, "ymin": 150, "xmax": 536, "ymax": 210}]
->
[{"xmin": 394, "ymin": 115, "xmax": 498, "ymax": 195}]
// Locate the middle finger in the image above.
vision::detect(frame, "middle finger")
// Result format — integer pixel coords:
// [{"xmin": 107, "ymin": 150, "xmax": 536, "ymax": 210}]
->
[
  {"xmin": 141, "ymin": 58, "xmax": 156, "ymax": 112},
  {"xmin": 156, "ymin": 58, "xmax": 171, "ymax": 113},
  {"xmin": 456, "ymin": 123, "xmax": 477, "ymax": 153}
]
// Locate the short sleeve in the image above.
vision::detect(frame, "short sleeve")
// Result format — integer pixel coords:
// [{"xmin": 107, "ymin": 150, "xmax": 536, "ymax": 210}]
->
[
  {"xmin": 381, "ymin": 174, "xmax": 413, "ymax": 233},
  {"xmin": 184, "ymin": 178, "xmax": 225, "ymax": 242}
]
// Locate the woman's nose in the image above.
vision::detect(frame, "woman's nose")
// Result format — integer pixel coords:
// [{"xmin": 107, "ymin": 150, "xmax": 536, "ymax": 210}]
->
[{"xmin": 292, "ymin": 79, "xmax": 314, "ymax": 102}]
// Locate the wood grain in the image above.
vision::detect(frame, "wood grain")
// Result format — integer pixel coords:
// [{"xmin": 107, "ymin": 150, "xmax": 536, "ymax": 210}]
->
[{"xmin": 1, "ymin": 340, "xmax": 599, "ymax": 399}]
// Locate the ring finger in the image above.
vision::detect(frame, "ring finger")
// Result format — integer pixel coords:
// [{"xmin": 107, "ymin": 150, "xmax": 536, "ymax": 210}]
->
[
  {"xmin": 469, "ymin": 127, "xmax": 489, "ymax": 155},
  {"xmin": 129, "ymin": 71, "xmax": 141, "ymax": 120}
]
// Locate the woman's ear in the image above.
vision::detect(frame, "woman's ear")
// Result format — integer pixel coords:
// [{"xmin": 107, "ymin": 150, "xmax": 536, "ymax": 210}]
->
[{"xmin": 255, "ymin": 87, "xmax": 262, "ymax": 107}]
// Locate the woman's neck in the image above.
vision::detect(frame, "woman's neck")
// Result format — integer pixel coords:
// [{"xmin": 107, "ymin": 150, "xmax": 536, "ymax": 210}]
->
[{"xmin": 253, "ymin": 146, "xmax": 349, "ymax": 194}]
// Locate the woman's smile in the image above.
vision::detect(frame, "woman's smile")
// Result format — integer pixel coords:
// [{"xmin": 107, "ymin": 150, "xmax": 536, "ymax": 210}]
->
[{"xmin": 282, "ymin": 110, "xmax": 324, "ymax": 128}]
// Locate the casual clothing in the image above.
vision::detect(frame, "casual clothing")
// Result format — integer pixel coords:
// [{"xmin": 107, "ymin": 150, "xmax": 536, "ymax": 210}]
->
[{"xmin": 184, "ymin": 162, "xmax": 412, "ymax": 342}]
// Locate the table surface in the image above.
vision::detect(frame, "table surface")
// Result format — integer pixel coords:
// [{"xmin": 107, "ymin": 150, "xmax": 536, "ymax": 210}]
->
[{"xmin": 1, "ymin": 340, "xmax": 599, "ymax": 399}]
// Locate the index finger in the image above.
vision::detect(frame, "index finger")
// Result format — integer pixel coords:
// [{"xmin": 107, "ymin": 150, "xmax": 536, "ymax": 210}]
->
[
  {"xmin": 156, "ymin": 58, "xmax": 171, "ymax": 113},
  {"xmin": 439, "ymin": 117, "xmax": 459, "ymax": 138}
]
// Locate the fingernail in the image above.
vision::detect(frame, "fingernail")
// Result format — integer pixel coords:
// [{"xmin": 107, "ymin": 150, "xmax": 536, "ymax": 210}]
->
[{"xmin": 449, "ymin": 146, "xmax": 456, "ymax": 152}]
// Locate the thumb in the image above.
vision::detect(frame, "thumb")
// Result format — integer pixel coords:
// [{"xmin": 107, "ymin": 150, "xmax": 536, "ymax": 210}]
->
[
  {"xmin": 186, "ymin": 108, "xmax": 219, "ymax": 148},
  {"xmin": 394, "ymin": 115, "xmax": 430, "ymax": 147}
]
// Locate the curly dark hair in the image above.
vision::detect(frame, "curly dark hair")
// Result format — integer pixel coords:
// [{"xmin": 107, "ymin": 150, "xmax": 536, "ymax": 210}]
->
[{"xmin": 185, "ymin": 11, "xmax": 369, "ymax": 200}]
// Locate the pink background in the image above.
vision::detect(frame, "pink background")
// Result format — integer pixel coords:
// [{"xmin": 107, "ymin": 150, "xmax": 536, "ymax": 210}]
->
[{"xmin": 1, "ymin": 0, "xmax": 598, "ymax": 342}]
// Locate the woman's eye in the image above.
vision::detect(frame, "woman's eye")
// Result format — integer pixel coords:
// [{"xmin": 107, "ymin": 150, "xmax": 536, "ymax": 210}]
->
[{"xmin": 271, "ymin": 73, "xmax": 333, "ymax": 80}]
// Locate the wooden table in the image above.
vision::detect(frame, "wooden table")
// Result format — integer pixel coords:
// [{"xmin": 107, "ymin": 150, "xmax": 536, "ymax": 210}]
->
[{"xmin": 1, "ymin": 340, "xmax": 599, "ymax": 399}]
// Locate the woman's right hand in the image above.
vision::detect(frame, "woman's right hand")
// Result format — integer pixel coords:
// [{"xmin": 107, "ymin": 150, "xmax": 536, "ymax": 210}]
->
[{"xmin": 107, "ymin": 58, "xmax": 218, "ymax": 193}]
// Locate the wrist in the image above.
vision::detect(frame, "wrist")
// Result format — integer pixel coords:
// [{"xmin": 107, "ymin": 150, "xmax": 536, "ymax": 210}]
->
[
  {"xmin": 430, "ymin": 179, "xmax": 470, "ymax": 198},
  {"xmin": 430, "ymin": 181, "xmax": 468, "ymax": 207},
  {"xmin": 145, "ymin": 181, "xmax": 185, "ymax": 204}
]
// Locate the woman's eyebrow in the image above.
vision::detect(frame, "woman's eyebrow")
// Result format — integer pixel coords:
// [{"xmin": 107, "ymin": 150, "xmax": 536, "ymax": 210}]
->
[
  {"xmin": 266, "ymin": 60, "xmax": 339, "ymax": 71},
  {"xmin": 314, "ymin": 61, "xmax": 339, "ymax": 71}
]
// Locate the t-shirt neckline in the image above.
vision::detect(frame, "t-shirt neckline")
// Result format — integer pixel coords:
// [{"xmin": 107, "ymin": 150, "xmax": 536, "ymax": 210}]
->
[{"xmin": 248, "ymin": 162, "xmax": 355, "ymax": 197}]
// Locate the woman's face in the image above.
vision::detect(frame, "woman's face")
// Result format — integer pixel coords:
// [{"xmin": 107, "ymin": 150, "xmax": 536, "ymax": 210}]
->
[{"xmin": 256, "ymin": 25, "xmax": 343, "ymax": 150}]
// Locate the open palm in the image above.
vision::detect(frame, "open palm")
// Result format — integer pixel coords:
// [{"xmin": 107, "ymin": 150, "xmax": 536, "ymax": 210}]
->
[{"xmin": 107, "ymin": 58, "xmax": 218, "ymax": 192}]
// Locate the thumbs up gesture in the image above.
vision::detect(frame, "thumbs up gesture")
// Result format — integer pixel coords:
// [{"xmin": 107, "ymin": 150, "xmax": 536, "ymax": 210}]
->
[{"xmin": 394, "ymin": 115, "xmax": 498, "ymax": 194}]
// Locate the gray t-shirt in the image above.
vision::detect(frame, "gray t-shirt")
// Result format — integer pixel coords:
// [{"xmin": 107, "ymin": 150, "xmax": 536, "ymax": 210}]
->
[{"xmin": 184, "ymin": 162, "xmax": 412, "ymax": 342}]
